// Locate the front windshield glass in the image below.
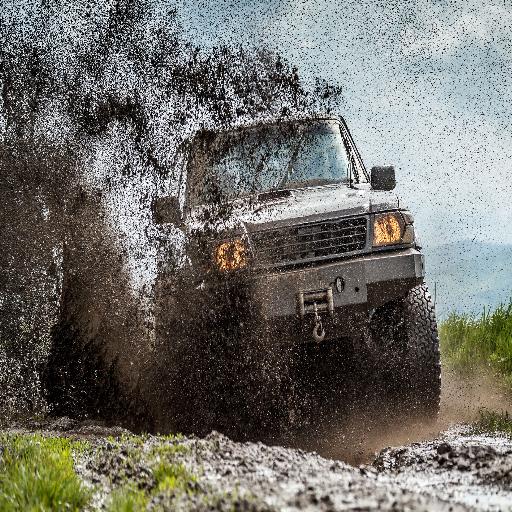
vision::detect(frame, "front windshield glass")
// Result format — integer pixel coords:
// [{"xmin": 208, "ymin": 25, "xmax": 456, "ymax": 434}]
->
[{"xmin": 188, "ymin": 120, "xmax": 358, "ymax": 206}]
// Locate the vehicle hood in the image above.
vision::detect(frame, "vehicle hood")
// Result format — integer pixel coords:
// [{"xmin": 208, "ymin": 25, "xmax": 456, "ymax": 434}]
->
[{"xmin": 187, "ymin": 185, "xmax": 400, "ymax": 234}]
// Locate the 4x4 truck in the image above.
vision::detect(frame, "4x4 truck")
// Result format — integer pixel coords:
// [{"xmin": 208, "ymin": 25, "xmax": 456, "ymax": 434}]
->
[{"xmin": 153, "ymin": 116, "xmax": 441, "ymax": 428}]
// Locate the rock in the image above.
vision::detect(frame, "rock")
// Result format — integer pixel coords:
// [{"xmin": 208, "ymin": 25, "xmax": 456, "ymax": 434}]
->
[{"xmin": 436, "ymin": 443, "xmax": 452, "ymax": 456}]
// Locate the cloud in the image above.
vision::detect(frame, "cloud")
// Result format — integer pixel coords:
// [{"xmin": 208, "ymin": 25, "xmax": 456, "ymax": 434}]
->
[{"xmin": 401, "ymin": 1, "xmax": 512, "ymax": 59}]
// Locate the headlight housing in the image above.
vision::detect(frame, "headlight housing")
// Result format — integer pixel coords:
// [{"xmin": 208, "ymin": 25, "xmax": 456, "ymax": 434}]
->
[
  {"xmin": 213, "ymin": 238, "xmax": 249, "ymax": 271},
  {"xmin": 373, "ymin": 212, "xmax": 414, "ymax": 247}
]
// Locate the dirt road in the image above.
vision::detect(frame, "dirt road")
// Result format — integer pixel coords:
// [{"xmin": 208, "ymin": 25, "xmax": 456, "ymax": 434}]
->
[
  {"xmin": 5, "ymin": 370, "xmax": 511, "ymax": 510},
  {"xmin": 168, "ymin": 426, "xmax": 512, "ymax": 511},
  {"xmin": 10, "ymin": 416, "xmax": 506, "ymax": 511}
]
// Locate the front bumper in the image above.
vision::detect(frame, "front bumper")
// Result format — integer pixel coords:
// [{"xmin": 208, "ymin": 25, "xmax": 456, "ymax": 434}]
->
[{"xmin": 250, "ymin": 248, "xmax": 424, "ymax": 337}]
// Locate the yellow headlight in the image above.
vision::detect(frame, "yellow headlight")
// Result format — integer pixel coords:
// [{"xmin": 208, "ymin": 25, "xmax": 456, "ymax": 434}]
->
[
  {"xmin": 214, "ymin": 238, "xmax": 248, "ymax": 271},
  {"xmin": 373, "ymin": 213, "xmax": 404, "ymax": 247}
]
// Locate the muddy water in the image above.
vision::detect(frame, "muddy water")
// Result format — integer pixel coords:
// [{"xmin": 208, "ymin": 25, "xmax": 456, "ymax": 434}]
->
[{"xmin": 373, "ymin": 427, "xmax": 512, "ymax": 511}]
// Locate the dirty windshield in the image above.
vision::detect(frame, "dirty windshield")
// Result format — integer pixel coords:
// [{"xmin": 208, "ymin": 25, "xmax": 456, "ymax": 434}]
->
[{"xmin": 188, "ymin": 120, "xmax": 352, "ymax": 205}]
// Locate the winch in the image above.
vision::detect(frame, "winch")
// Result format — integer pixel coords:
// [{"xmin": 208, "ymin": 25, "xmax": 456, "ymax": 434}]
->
[{"xmin": 298, "ymin": 287, "xmax": 334, "ymax": 343}]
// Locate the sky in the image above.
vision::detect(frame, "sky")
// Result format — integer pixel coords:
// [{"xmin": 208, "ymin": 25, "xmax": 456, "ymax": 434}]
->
[{"xmin": 177, "ymin": 0, "xmax": 512, "ymax": 249}]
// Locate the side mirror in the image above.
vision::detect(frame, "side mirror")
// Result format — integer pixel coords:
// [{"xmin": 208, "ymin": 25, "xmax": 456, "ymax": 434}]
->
[
  {"xmin": 371, "ymin": 165, "xmax": 396, "ymax": 191},
  {"xmin": 151, "ymin": 196, "xmax": 182, "ymax": 226}
]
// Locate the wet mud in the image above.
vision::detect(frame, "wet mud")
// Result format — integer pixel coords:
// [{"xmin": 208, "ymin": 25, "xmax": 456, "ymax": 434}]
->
[
  {"xmin": 7, "ymin": 365, "xmax": 511, "ymax": 510},
  {"xmin": 7, "ymin": 418, "xmax": 512, "ymax": 511}
]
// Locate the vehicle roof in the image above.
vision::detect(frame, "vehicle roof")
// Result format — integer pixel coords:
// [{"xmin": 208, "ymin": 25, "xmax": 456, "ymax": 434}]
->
[{"xmin": 194, "ymin": 115, "xmax": 347, "ymax": 138}]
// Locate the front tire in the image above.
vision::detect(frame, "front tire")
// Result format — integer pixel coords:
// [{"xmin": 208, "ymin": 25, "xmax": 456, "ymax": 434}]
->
[{"xmin": 371, "ymin": 284, "xmax": 441, "ymax": 419}]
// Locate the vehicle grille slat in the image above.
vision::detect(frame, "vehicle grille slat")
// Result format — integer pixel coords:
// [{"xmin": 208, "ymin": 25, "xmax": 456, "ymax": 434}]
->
[
  {"xmin": 264, "ymin": 242, "xmax": 364, "ymax": 262},
  {"xmin": 256, "ymin": 231, "xmax": 366, "ymax": 254},
  {"xmin": 254, "ymin": 223, "xmax": 366, "ymax": 242},
  {"xmin": 251, "ymin": 216, "xmax": 368, "ymax": 267}
]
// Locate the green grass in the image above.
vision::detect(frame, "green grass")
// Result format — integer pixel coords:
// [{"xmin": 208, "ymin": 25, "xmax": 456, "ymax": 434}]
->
[
  {"xmin": 440, "ymin": 302, "xmax": 512, "ymax": 386},
  {"xmin": 104, "ymin": 438, "xmax": 197, "ymax": 511},
  {"xmin": 152, "ymin": 460, "xmax": 197, "ymax": 493},
  {"xmin": 0, "ymin": 434, "xmax": 91, "ymax": 512},
  {"xmin": 0, "ymin": 431, "xmax": 241, "ymax": 511},
  {"xmin": 106, "ymin": 486, "xmax": 149, "ymax": 512},
  {"xmin": 474, "ymin": 410, "xmax": 512, "ymax": 437}
]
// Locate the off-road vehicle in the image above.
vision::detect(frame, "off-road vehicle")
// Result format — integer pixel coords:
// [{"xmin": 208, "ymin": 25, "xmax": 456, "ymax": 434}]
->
[{"xmin": 152, "ymin": 116, "xmax": 441, "ymax": 431}]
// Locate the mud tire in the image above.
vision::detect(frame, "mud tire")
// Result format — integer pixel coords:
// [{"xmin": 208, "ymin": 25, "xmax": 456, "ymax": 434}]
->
[{"xmin": 371, "ymin": 284, "xmax": 441, "ymax": 419}]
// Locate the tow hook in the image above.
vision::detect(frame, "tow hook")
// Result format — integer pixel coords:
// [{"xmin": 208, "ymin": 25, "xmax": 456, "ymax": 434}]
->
[{"xmin": 312, "ymin": 303, "xmax": 326, "ymax": 343}]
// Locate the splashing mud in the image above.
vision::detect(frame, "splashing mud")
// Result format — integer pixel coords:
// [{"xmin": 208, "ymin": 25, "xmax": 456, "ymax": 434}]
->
[
  {"xmin": 305, "ymin": 367, "xmax": 512, "ymax": 465},
  {"xmin": 0, "ymin": 0, "xmax": 341, "ymax": 422},
  {"xmin": 440, "ymin": 367, "xmax": 511, "ymax": 424}
]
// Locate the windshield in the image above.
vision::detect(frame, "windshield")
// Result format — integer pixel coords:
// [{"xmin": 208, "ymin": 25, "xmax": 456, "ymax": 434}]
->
[{"xmin": 188, "ymin": 120, "xmax": 360, "ymax": 206}]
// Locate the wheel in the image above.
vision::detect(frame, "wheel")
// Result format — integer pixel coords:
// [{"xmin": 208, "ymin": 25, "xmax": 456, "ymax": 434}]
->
[{"xmin": 370, "ymin": 283, "xmax": 441, "ymax": 419}]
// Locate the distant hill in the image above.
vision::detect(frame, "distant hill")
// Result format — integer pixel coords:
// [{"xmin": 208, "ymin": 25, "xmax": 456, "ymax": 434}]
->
[{"xmin": 422, "ymin": 241, "xmax": 512, "ymax": 319}]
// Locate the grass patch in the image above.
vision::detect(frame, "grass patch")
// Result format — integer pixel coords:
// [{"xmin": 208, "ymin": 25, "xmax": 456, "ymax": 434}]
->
[
  {"xmin": 148, "ymin": 441, "xmax": 188, "ymax": 459},
  {"xmin": 473, "ymin": 410, "xmax": 512, "ymax": 437},
  {"xmin": 104, "ymin": 436, "xmax": 197, "ymax": 511},
  {"xmin": 0, "ymin": 432, "xmax": 250, "ymax": 511},
  {"xmin": 0, "ymin": 433, "xmax": 90, "ymax": 511},
  {"xmin": 153, "ymin": 460, "xmax": 197, "ymax": 493},
  {"xmin": 440, "ymin": 302, "xmax": 512, "ymax": 386},
  {"xmin": 107, "ymin": 486, "xmax": 149, "ymax": 512}
]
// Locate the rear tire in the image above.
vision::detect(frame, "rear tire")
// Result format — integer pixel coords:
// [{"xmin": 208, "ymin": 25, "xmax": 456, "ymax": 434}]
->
[{"xmin": 370, "ymin": 284, "xmax": 441, "ymax": 419}]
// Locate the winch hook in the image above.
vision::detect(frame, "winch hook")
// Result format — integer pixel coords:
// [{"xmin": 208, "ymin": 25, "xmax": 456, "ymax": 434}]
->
[{"xmin": 312, "ymin": 303, "xmax": 326, "ymax": 343}]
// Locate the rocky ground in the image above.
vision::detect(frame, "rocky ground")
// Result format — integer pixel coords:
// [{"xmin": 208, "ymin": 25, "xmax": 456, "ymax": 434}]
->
[{"xmin": 7, "ymin": 417, "xmax": 512, "ymax": 511}]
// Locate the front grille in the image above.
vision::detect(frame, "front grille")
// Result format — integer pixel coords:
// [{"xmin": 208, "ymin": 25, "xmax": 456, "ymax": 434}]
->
[{"xmin": 251, "ymin": 216, "xmax": 368, "ymax": 267}]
